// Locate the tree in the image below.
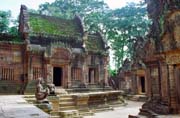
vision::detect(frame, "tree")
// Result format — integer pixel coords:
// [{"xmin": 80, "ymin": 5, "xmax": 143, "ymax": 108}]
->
[
  {"xmin": 37, "ymin": 0, "xmax": 150, "ymax": 69},
  {"xmin": 0, "ymin": 10, "xmax": 11, "ymax": 33},
  {"xmin": 104, "ymin": 2, "xmax": 151, "ymax": 68},
  {"xmin": 8, "ymin": 19, "xmax": 18, "ymax": 36},
  {"xmin": 38, "ymin": 0, "xmax": 109, "ymax": 32}
]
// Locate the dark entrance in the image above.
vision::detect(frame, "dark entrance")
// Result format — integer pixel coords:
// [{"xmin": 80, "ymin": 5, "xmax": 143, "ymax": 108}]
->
[
  {"xmin": 140, "ymin": 76, "xmax": 145, "ymax": 93},
  {"xmin": 53, "ymin": 67, "xmax": 62, "ymax": 86},
  {"xmin": 88, "ymin": 68, "xmax": 95, "ymax": 83}
]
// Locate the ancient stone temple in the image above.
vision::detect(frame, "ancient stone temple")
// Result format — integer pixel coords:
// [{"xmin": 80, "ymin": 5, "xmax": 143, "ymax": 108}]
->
[
  {"xmin": 0, "ymin": 5, "xmax": 109, "ymax": 94},
  {"xmin": 116, "ymin": 0, "xmax": 180, "ymax": 116},
  {"xmin": 115, "ymin": 37, "xmax": 147, "ymax": 95},
  {"xmin": 128, "ymin": 0, "xmax": 180, "ymax": 116}
]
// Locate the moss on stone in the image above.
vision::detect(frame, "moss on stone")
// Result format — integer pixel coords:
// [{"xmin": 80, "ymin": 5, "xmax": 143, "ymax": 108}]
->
[
  {"xmin": 85, "ymin": 34, "xmax": 105, "ymax": 53},
  {"xmin": 29, "ymin": 13, "xmax": 81, "ymax": 37}
]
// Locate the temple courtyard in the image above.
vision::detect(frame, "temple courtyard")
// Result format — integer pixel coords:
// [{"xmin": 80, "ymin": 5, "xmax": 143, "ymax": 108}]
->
[
  {"xmin": 0, "ymin": 95, "xmax": 49, "ymax": 118},
  {"xmin": 0, "ymin": 95, "xmax": 179, "ymax": 118},
  {"xmin": 84, "ymin": 101, "xmax": 180, "ymax": 118}
]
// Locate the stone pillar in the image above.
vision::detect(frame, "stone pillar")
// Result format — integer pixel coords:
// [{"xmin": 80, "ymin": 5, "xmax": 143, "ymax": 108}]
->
[
  {"xmin": 63, "ymin": 65, "xmax": 68, "ymax": 88},
  {"xmin": 46, "ymin": 64, "xmax": 53, "ymax": 84},
  {"xmin": 103, "ymin": 57, "xmax": 109, "ymax": 86},
  {"xmin": 146, "ymin": 68, "xmax": 151, "ymax": 98},
  {"xmin": 137, "ymin": 76, "xmax": 141, "ymax": 94},
  {"xmin": 67, "ymin": 64, "xmax": 71, "ymax": 88},
  {"xmin": 168, "ymin": 65, "xmax": 178, "ymax": 113},
  {"xmin": 160, "ymin": 63, "xmax": 169, "ymax": 103},
  {"xmin": 28, "ymin": 54, "xmax": 33, "ymax": 81}
]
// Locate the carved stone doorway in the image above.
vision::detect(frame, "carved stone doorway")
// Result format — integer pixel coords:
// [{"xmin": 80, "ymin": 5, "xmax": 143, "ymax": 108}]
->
[
  {"xmin": 140, "ymin": 76, "xmax": 146, "ymax": 93},
  {"xmin": 53, "ymin": 67, "xmax": 62, "ymax": 86},
  {"xmin": 89, "ymin": 68, "xmax": 95, "ymax": 84}
]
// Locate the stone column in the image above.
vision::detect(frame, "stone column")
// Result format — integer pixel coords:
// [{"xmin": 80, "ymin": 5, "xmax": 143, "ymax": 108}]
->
[
  {"xmin": 46, "ymin": 64, "xmax": 53, "ymax": 84},
  {"xmin": 160, "ymin": 63, "xmax": 169, "ymax": 102},
  {"xmin": 168, "ymin": 65, "xmax": 178, "ymax": 113},
  {"xmin": 136, "ymin": 76, "xmax": 141, "ymax": 94},
  {"xmin": 67, "ymin": 64, "xmax": 71, "ymax": 88},
  {"xmin": 146, "ymin": 68, "xmax": 151, "ymax": 98}
]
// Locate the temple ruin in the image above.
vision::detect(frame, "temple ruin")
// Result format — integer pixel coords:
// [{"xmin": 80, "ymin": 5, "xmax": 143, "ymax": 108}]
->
[
  {"xmin": 117, "ymin": 0, "xmax": 180, "ymax": 116},
  {"xmin": 0, "ymin": 5, "xmax": 110, "ymax": 94}
]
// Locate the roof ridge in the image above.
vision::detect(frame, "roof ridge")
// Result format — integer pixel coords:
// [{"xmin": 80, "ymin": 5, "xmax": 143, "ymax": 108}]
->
[{"xmin": 28, "ymin": 12, "xmax": 75, "ymax": 22}]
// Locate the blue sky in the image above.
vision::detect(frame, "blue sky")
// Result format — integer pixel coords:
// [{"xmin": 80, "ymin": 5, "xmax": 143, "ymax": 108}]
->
[{"xmin": 0, "ymin": 0, "xmax": 141, "ymax": 19}]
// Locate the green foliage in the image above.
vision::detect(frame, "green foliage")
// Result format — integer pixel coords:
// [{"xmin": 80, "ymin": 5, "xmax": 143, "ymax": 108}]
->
[
  {"xmin": 37, "ymin": 0, "xmax": 150, "ymax": 69},
  {"xmin": 38, "ymin": 0, "xmax": 109, "ymax": 32},
  {"xmin": 29, "ymin": 14, "xmax": 81, "ymax": 36},
  {"xmin": 108, "ymin": 66, "xmax": 117, "ymax": 77},
  {"xmin": 8, "ymin": 19, "xmax": 19, "ymax": 36},
  {"xmin": 0, "ymin": 10, "xmax": 11, "ymax": 33},
  {"xmin": 0, "ymin": 10, "xmax": 20, "ymax": 42},
  {"xmin": 104, "ymin": 2, "xmax": 151, "ymax": 68}
]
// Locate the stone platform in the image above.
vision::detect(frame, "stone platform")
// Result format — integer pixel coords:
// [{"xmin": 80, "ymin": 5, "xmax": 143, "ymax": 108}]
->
[
  {"xmin": 0, "ymin": 95, "xmax": 49, "ymax": 118},
  {"xmin": 24, "ymin": 90, "xmax": 125, "ymax": 118},
  {"xmin": 47, "ymin": 90, "xmax": 125, "ymax": 118}
]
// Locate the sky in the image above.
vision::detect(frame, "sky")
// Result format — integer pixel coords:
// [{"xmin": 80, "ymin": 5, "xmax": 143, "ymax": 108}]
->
[{"xmin": 0, "ymin": 0, "xmax": 142, "ymax": 19}]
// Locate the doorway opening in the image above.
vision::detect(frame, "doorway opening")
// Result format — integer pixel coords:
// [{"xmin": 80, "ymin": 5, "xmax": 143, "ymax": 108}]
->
[
  {"xmin": 140, "ymin": 76, "xmax": 145, "ymax": 93},
  {"xmin": 88, "ymin": 68, "xmax": 95, "ymax": 83},
  {"xmin": 53, "ymin": 67, "xmax": 62, "ymax": 86}
]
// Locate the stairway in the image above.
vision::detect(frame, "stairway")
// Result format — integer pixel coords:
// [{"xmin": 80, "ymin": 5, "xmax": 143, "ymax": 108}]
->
[
  {"xmin": 58, "ymin": 95, "xmax": 82, "ymax": 118},
  {"xmin": 59, "ymin": 95, "xmax": 76, "ymax": 111}
]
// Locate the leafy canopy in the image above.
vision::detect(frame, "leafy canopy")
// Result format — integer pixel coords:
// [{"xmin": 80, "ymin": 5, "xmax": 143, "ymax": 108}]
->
[
  {"xmin": 0, "ymin": 0, "xmax": 150, "ymax": 70},
  {"xmin": 38, "ymin": 0, "xmax": 109, "ymax": 32},
  {"xmin": 0, "ymin": 10, "xmax": 11, "ymax": 33},
  {"xmin": 0, "ymin": 10, "xmax": 18, "ymax": 36},
  {"xmin": 38, "ymin": 0, "xmax": 150, "ymax": 70},
  {"xmin": 104, "ymin": 2, "xmax": 151, "ymax": 68}
]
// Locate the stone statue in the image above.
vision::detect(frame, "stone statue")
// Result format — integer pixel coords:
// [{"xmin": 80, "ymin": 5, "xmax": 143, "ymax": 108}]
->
[
  {"xmin": 47, "ymin": 83, "xmax": 56, "ymax": 95},
  {"xmin": 35, "ymin": 78, "xmax": 49, "ymax": 102}
]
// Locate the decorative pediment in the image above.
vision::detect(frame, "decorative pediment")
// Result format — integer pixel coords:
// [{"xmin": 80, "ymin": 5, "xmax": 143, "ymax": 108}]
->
[{"xmin": 52, "ymin": 48, "xmax": 71, "ymax": 60}]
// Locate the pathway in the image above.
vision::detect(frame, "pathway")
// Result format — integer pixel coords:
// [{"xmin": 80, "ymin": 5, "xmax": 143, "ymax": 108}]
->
[
  {"xmin": 84, "ymin": 100, "xmax": 180, "ymax": 118},
  {"xmin": 0, "ymin": 95, "xmax": 49, "ymax": 118},
  {"xmin": 84, "ymin": 100, "xmax": 144, "ymax": 118}
]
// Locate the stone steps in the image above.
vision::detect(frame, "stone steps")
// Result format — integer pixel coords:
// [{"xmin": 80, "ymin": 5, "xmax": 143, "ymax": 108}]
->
[
  {"xmin": 90, "ymin": 104, "xmax": 113, "ymax": 112},
  {"xmin": 78, "ymin": 107, "xmax": 94, "ymax": 116},
  {"xmin": 59, "ymin": 95, "xmax": 77, "ymax": 111},
  {"xmin": 50, "ymin": 111, "xmax": 61, "ymax": 118},
  {"xmin": 79, "ymin": 111, "xmax": 94, "ymax": 116},
  {"xmin": 127, "ymin": 95, "xmax": 148, "ymax": 102},
  {"xmin": 59, "ymin": 110, "xmax": 82, "ymax": 118},
  {"xmin": 59, "ymin": 101, "xmax": 75, "ymax": 106},
  {"xmin": 59, "ymin": 106, "xmax": 76, "ymax": 111}
]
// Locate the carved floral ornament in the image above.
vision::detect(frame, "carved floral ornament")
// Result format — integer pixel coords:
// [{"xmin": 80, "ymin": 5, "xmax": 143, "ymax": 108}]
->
[
  {"xmin": 52, "ymin": 48, "xmax": 71, "ymax": 60},
  {"xmin": 166, "ymin": 53, "xmax": 180, "ymax": 65}
]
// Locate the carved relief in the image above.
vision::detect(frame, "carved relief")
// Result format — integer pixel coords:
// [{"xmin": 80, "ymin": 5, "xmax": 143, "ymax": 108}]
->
[
  {"xmin": 151, "ymin": 68, "xmax": 158, "ymax": 77},
  {"xmin": 52, "ymin": 48, "xmax": 70, "ymax": 60},
  {"xmin": 0, "ymin": 51, "xmax": 13, "ymax": 64},
  {"xmin": 166, "ymin": 53, "xmax": 180, "ymax": 65}
]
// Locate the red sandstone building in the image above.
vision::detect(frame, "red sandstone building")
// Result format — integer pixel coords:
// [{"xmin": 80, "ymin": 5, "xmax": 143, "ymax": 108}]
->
[{"xmin": 0, "ymin": 5, "xmax": 109, "ymax": 93}]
